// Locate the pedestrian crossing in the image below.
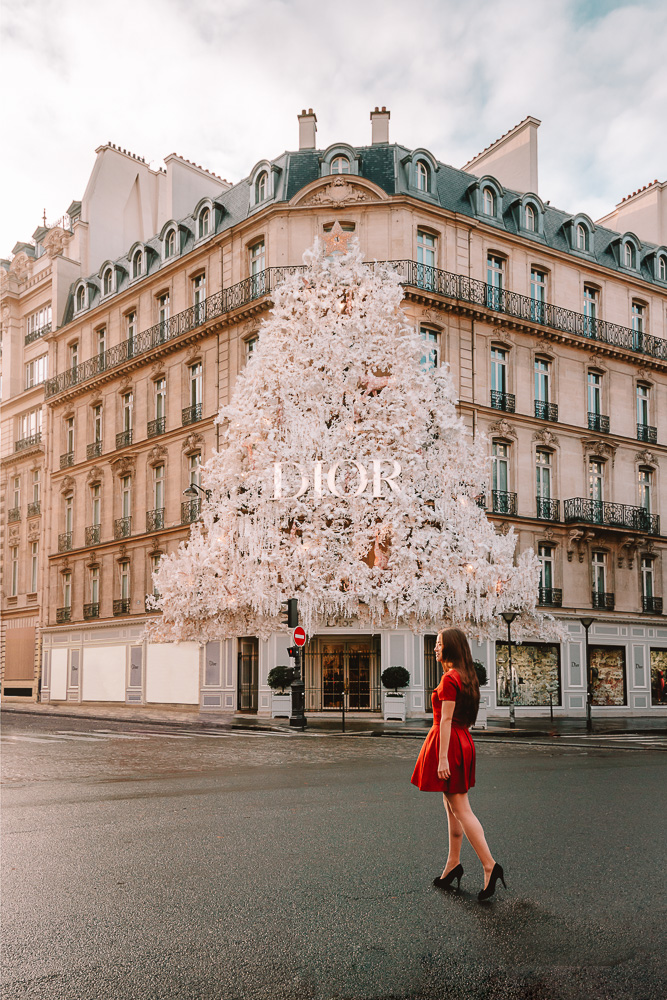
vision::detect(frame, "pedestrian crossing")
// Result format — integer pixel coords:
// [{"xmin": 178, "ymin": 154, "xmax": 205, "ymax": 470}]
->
[
  {"xmin": 556, "ymin": 732, "xmax": 667, "ymax": 750},
  {"xmin": 0, "ymin": 726, "xmax": 295, "ymax": 745}
]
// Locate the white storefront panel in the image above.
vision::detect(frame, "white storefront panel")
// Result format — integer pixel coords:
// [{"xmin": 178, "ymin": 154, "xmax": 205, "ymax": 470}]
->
[
  {"xmin": 50, "ymin": 648, "xmax": 68, "ymax": 701},
  {"xmin": 146, "ymin": 642, "xmax": 200, "ymax": 704},
  {"xmin": 82, "ymin": 646, "xmax": 126, "ymax": 702}
]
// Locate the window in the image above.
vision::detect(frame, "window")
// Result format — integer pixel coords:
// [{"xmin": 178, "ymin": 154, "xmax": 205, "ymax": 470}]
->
[
  {"xmin": 592, "ymin": 551, "xmax": 607, "ymax": 594},
  {"xmin": 490, "ymin": 346, "xmax": 508, "ymax": 394},
  {"xmin": 64, "ymin": 494, "xmax": 73, "ymax": 534},
  {"xmin": 19, "ymin": 408, "xmax": 42, "ymax": 440},
  {"xmin": 524, "ymin": 204, "xmax": 536, "ymax": 231},
  {"xmin": 638, "ymin": 467, "xmax": 652, "ymax": 513},
  {"xmin": 103, "ymin": 267, "xmax": 113, "ymax": 296},
  {"xmin": 91, "ymin": 566, "xmax": 100, "ymax": 604},
  {"xmin": 126, "ymin": 311, "xmax": 137, "ymax": 356},
  {"xmin": 154, "ymin": 464, "xmax": 165, "ymax": 510},
  {"xmin": 70, "ymin": 342, "xmax": 79, "ymax": 371},
  {"xmin": 588, "ymin": 459, "xmax": 604, "ymax": 502},
  {"xmin": 534, "ymin": 358, "xmax": 551, "ymax": 403},
  {"xmin": 10, "ymin": 546, "xmax": 19, "ymax": 596},
  {"xmin": 189, "ymin": 362, "xmax": 202, "ymax": 407},
  {"xmin": 119, "ymin": 561, "xmax": 130, "ymax": 601},
  {"xmin": 637, "ymin": 384, "xmax": 650, "ymax": 426},
  {"xmin": 330, "ymin": 155, "xmax": 350, "ymax": 175},
  {"xmin": 91, "ymin": 484, "xmax": 101, "ymax": 526},
  {"xmin": 576, "ymin": 224, "xmax": 588, "ymax": 251},
  {"xmin": 32, "ymin": 469, "xmax": 40, "ymax": 504},
  {"xmin": 132, "ymin": 249, "xmax": 143, "ymax": 279},
  {"xmin": 249, "ymin": 240, "xmax": 265, "ymax": 275},
  {"xmin": 256, "ymin": 171, "xmax": 268, "ymax": 200},
  {"xmin": 97, "ymin": 328, "xmax": 106, "ymax": 359},
  {"xmin": 416, "ymin": 160, "xmax": 429, "ymax": 192},
  {"xmin": 93, "ymin": 404, "xmax": 103, "ymax": 443},
  {"xmin": 244, "ymin": 336, "xmax": 258, "ymax": 365},
  {"xmin": 26, "ymin": 304, "xmax": 52, "ymax": 339},
  {"xmin": 420, "ymin": 327, "xmax": 440, "ymax": 369},
  {"xmin": 632, "ymin": 301, "xmax": 645, "ymax": 348},
  {"xmin": 155, "ymin": 378, "xmax": 166, "ymax": 420},
  {"xmin": 65, "ymin": 416, "xmax": 74, "ymax": 455},
  {"xmin": 486, "ymin": 255, "xmax": 504, "ymax": 309},
  {"xmin": 30, "ymin": 541, "xmax": 38, "ymax": 593},
  {"xmin": 659, "ymin": 255, "xmax": 667, "ymax": 282},
  {"xmin": 122, "ymin": 392, "xmax": 133, "ymax": 432},
  {"xmin": 25, "ymin": 355, "xmax": 48, "ymax": 388},
  {"xmin": 158, "ymin": 294, "xmax": 169, "ymax": 340},
  {"xmin": 536, "ymin": 450, "xmax": 552, "ymax": 499},
  {"xmin": 538, "ymin": 544, "xmax": 554, "ymax": 590},
  {"xmin": 588, "ymin": 371, "xmax": 602, "ymax": 415},
  {"xmin": 198, "ymin": 207, "xmax": 211, "ymax": 239},
  {"xmin": 12, "ymin": 475, "xmax": 21, "ymax": 509},
  {"xmin": 624, "ymin": 242, "xmax": 635, "ymax": 269},
  {"xmin": 121, "ymin": 476, "xmax": 132, "ymax": 518},
  {"xmin": 193, "ymin": 273, "xmax": 206, "ymax": 323},
  {"xmin": 530, "ymin": 268, "xmax": 547, "ymax": 322},
  {"xmin": 164, "ymin": 229, "xmax": 176, "ymax": 258},
  {"xmin": 189, "ymin": 452, "xmax": 201, "ymax": 488},
  {"xmin": 583, "ymin": 285, "xmax": 598, "ymax": 336},
  {"xmin": 76, "ymin": 286, "xmax": 86, "ymax": 311},
  {"xmin": 417, "ymin": 230, "xmax": 436, "ymax": 289},
  {"xmin": 482, "ymin": 188, "xmax": 495, "ymax": 216},
  {"xmin": 641, "ymin": 556, "xmax": 654, "ymax": 600},
  {"xmin": 62, "ymin": 571, "xmax": 72, "ymax": 609},
  {"xmin": 492, "ymin": 441, "xmax": 509, "ymax": 492}
]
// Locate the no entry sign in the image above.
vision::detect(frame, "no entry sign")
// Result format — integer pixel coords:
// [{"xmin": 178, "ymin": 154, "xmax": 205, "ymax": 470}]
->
[{"xmin": 293, "ymin": 626, "xmax": 306, "ymax": 647}]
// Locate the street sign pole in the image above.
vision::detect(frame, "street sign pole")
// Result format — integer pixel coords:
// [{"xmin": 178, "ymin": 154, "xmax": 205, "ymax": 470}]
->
[{"xmin": 290, "ymin": 626, "xmax": 307, "ymax": 730}]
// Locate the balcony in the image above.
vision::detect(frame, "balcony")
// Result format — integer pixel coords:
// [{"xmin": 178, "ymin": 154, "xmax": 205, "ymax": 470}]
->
[
  {"xmin": 113, "ymin": 599, "xmax": 131, "ymax": 616},
  {"xmin": 588, "ymin": 412, "xmax": 610, "ymax": 433},
  {"xmin": 182, "ymin": 403, "xmax": 202, "ymax": 426},
  {"xmin": 58, "ymin": 531, "xmax": 72, "ymax": 552},
  {"xmin": 25, "ymin": 322, "xmax": 51, "ymax": 345},
  {"xmin": 536, "ymin": 497, "xmax": 560, "ymax": 521},
  {"xmin": 8, "ymin": 507, "xmax": 20, "ymax": 522},
  {"xmin": 146, "ymin": 508, "xmax": 165, "ymax": 532},
  {"xmin": 27, "ymin": 501, "xmax": 41, "ymax": 517},
  {"xmin": 147, "ymin": 417, "xmax": 166, "ymax": 438},
  {"xmin": 181, "ymin": 499, "xmax": 201, "ymax": 524},
  {"xmin": 60, "ymin": 451, "xmax": 74, "ymax": 469},
  {"xmin": 538, "ymin": 588, "xmax": 562, "ymax": 607},
  {"xmin": 564, "ymin": 498, "xmax": 660, "ymax": 535},
  {"xmin": 85, "ymin": 524, "xmax": 101, "ymax": 546},
  {"xmin": 83, "ymin": 602, "xmax": 100, "ymax": 620},
  {"xmin": 642, "ymin": 597, "xmax": 663, "ymax": 614},
  {"xmin": 534, "ymin": 400, "xmax": 558, "ymax": 422},
  {"xmin": 637, "ymin": 423, "xmax": 657, "ymax": 444},
  {"xmin": 592, "ymin": 591, "xmax": 615, "ymax": 611},
  {"xmin": 116, "ymin": 429, "xmax": 133, "ymax": 449},
  {"xmin": 490, "ymin": 390, "xmax": 515, "ymax": 413},
  {"xmin": 14, "ymin": 432, "xmax": 42, "ymax": 452},
  {"xmin": 114, "ymin": 516, "xmax": 132, "ymax": 539},
  {"xmin": 490, "ymin": 491, "xmax": 518, "ymax": 516},
  {"xmin": 56, "ymin": 607, "xmax": 71, "ymax": 624},
  {"xmin": 87, "ymin": 440, "xmax": 103, "ymax": 459}
]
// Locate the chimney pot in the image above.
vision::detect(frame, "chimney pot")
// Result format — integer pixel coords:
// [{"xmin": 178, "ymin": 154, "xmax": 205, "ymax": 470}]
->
[
  {"xmin": 297, "ymin": 108, "xmax": 317, "ymax": 150},
  {"xmin": 370, "ymin": 106, "xmax": 390, "ymax": 145}
]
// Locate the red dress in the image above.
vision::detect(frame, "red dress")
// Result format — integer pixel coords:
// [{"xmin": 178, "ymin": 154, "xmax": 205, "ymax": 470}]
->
[{"xmin": 411, "ymin": 669, "xmax": 476, "ymax": 793}]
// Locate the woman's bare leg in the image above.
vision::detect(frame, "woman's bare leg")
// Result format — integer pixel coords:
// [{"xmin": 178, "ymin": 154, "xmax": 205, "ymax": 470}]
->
[
  {"xmin": 445, "ymin": 791, "xmax": 496, "ymax": 886},
  {"xmin": 441, "ymin": 793, "xmax": 464, "ymax": 877}
]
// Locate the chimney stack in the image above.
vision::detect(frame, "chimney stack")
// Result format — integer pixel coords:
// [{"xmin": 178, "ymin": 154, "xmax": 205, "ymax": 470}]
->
[
  {"xmin": 370, "ymin": 106, "xmax": 390, "ymax": 144},
  {"xmin": 298, "ymin": 108, "xmax": 317, "ymax": 150}
]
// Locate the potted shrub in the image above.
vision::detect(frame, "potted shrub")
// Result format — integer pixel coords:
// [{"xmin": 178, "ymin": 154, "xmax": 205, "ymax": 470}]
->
[
  {"xmin": 381, "ymin": 665, "xmax": 410, "ymax": 721},
  {"xmin": 267, "ymin": 664, "xmax": 294, "ymax": 718},
  {"xmin": 472, "ymin": 660, "xmax": 488, "ymax": 729}
]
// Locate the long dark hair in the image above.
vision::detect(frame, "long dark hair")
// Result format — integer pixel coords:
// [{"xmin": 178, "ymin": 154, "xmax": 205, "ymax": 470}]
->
[{"xmin": 438, "ymin": 627, "xmax": 480, "ymax": 727}]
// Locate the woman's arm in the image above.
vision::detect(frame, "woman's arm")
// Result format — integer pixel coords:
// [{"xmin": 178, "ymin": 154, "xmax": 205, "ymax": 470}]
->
[{"xmin": 437, "ymin": 700, "xmax": 455, "ymax": 780}]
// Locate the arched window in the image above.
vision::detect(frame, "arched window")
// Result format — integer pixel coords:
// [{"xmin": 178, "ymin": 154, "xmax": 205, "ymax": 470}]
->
[
  {"xmin": 103, "ymin": 268, "xmax": 113, "ymax": 296},
  {"xmin": 164, "ymin": 229, "xmax": 176, "ymax": 259},
  {"xmin": 525, "ymin": 204, "xmax": 536, "ymax": 231},
  {"xmin": 330, "ymin": 156, "xmax": 350, "ymax": 175},
  {"xmin": 483, "ymin": 187, "xmax": 495, "ymax": 216},
  {"xmin": 132, "ymin": 249, "xmax": 142, "ymax": 279},
  {"xmin": 659, "ymin": 255, "xmax": 667, "ymax": 281},
  {"xmin": 576, "ymin": 223, "xmax": 588, "ymax": 251},
  {"xmin": 199, "ymin": 208, "xmax": 210, "ymax": 238},
  {"xmin": 624, "ymin": 242, "xmax": 636, "ymax": 268},
  {"xmin": 256, "ymin": 172, "xmax": 268, "ymax": 202},
  {"xmin": 76, "ymin": 286, "xmax": 86, "ymax": 311},
  {"xmin": 416, "ymin": 160, "xmax": 429, "ymax": 192}
]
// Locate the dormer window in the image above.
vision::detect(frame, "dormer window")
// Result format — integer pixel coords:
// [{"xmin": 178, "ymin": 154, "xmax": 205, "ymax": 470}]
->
[
  {"xmin": 198, "ymin": 207, "xmax": 211, "ymax": 238},
  {"xmin": 576, "ymin": 224, "xmax": 588, "ymax": 251},
  {"xmin": 416, "ymin": 160, "xmax": 429, "ymax": 192},
  {"xmin": 132, "ymin": 249, "xmax": 143, "ymax": 279},
  {"xmin": 525, "ymin": 204, "xmax": 536, "ymax": 231},
  {"xmin": 659, "ymin": 254, "xmax": 667, "ymax": 282},
  {"xmin": 164, "ymin": 229, "xmax": 176, "ymax": 259},
  {"xmin": 76, "ymin": 285, "xmax": 86, "ymax": 312},
  {"xmin": 256, "ymin": 172, "xmax": 268, "ymax": 202},
  {"xmin": 624, "ymin": 242, "xmax": 635, "ymax": 269},
  {"xmin": 483, "ymin": 187, "xmax": 495, "ymax": 216},
  {"xmin": 103, "ymin": 267, "xmax": 113, "ymax": 296},
  {"xmin": 331, "ymin": 156, "xmax": 350, "ymax": 175}
]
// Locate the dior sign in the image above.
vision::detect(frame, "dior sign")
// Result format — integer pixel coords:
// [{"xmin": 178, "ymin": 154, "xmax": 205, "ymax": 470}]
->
[{"xmin": 272, "ymin": 459, "xmax": 402, "ymax": 500}]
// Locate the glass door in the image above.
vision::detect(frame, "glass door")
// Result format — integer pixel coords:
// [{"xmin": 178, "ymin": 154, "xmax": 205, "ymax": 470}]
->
[{"xmin": 320, "ymin": 639, "xmax": 375, "ymax": 710}]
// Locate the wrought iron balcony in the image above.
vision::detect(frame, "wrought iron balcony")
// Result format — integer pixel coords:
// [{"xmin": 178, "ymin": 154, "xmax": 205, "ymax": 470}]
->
[
  {"xmin": 490, "ymin": 390, "xmax": 515, "ymax": 412},
  {"xmin": 534, "ymin": 400, "xmax": 558, "ymax": 422},
  {"xmin": 538, "ymin": 588, "xmax": 562, "ymax": 607},
  {"xmin": 25, "ymin": 323, "xmax": 51, "ymax": 345},
  {"xmin": 27, "ymin": 501, "xmax": 40, "ymax": 517},
  {"xmin": 8, "ymin": 507, "xmax": 20, "ymax": 522},
  {"xmin": 146, "ymin": 508, "xmax": 165, "ymax": 532},
  {"xmin": 58, "ymin": 531, "xmax": 72, "ymax": 552},
  {"xmin": 113, "ymin": 599, "xmax": 131, "ymax": 616},
  {"xmin": 83, "ymin": 602, "xmax": 100, "ymax": 619},
  {"xmin": 147, "ymin": 417, "xmax": 166, "ymax": 438},
  {"xmin": 116, "ymin": 429, "xmax": 132, "ymax": 449},
  {"xmin": 56, "ymin": 607, "xmax": 71, "ymax": 624},
  {"xmin": 490, "ymin": 490, "xmax": 518, "ymax": 516},
  {"xmin": 114, "ymin": 516, "xmax": 131, "ymax": 539},
  {"xmin": 637, "ymin": 423, "xmax": 657, "ymax": 444},
  {"xmin": 564, "ymin": 498, "xmax": 659, "ymax": 535},
  {"xmin": 642, "ymin": 596, "xmax": 663, "ymax": 614},
  {"xmin": 182, "ymin": 403, "xmax": 202, "ymax": 426},
  {"xmin": 536, "ymin": 497, "xmax": 560, "ymax": 521},
  {"xmin": 588, "ymin": 412, "xmax": 610, "ymax": 433},
  {"xmin": 181, "ymin": 499, "xmax": 201, "ymax": 524},
  {"xmin": 592, "ymin": 591, "xmax": 615, "ymax": 611},
  {"xmin": 85, "ymin": 524, "xmax": 101, "ymax": 546},
  {"xmin": 14, "ymin": 432, "xmax": 42, "ymax": 452},
  {"xmin": 60, "ymin": 451, "xmax": 74, "ymax": 469},
  {"xmin": 87, "ymin": 440, "xmax": 103, "ymax": 459}
]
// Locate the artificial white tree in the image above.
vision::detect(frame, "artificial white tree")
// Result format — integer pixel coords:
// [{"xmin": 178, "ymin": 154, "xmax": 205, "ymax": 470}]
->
[{"xmin": 149, "ymin": 227, "xmax": 548, "ymax": 642}]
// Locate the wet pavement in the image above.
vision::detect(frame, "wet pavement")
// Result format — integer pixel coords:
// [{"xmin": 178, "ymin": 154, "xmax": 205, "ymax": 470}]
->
[{"xmin": 2, "ymin": 712, "xmax": 666, "ymax": 999}]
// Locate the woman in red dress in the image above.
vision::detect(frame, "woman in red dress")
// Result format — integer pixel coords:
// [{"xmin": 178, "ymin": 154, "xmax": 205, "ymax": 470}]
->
[{"xmin": 411, "ymin": 627, "xmax": 506, "ymax": 901}]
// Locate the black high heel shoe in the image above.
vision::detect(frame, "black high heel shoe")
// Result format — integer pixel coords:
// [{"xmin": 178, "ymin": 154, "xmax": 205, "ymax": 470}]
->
[
  {"xmin": 433, "ymin": 863, "xmax": 463, "ymax": 889},
  {"xmin": 478, "ymin": 862, "xmax": 506, "ymax": 901}
]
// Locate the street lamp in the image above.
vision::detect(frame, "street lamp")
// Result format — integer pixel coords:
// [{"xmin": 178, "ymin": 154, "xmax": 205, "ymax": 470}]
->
[
  {"xmin": 183, "ymin": 483, "xmax": 212, "ymax": 502},
  {"xmin": 501, "ymin": 611, "xmax": 518, "ymax": 729},
  {"xmin": 580, "ymin": 616, "xmax": 595, "ymax": 732}
]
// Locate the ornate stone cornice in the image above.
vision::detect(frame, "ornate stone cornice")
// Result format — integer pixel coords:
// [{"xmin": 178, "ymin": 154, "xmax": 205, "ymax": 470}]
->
[
  {"xmin": 488, "ymin": 418, "xmax": 517, "ymax": 440},
  {"xmin": 533, "ymin": 428, "xmax": 559, "ymax": 448}
]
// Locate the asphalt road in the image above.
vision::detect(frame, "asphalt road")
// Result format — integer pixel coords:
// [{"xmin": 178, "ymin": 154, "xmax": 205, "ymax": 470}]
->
[{"xmin": 2, "ymin": 714, "xmax": 666, "ymax": 1000}]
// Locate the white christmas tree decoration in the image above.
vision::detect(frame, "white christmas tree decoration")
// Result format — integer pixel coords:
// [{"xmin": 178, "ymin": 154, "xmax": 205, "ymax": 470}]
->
[{"xmin": 149, "ymin": 234, "xmax": 553, "ymax": 642}]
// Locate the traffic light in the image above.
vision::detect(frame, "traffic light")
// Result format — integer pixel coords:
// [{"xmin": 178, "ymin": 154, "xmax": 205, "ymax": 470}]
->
[
  {"xmin": 287, "ymin": 646, "xmax": 297, "ymax": 659},
  {"xmin": 281, "ymin": 598, "xmax": 298, "ymax": 628}
]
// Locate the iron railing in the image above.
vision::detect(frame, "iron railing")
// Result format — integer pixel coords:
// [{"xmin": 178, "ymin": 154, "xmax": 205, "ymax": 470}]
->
[
  {"xmin": 58, "ymin": 531, "xmax": 72, "ymax": 551},
  {"xmin": 642, "ymin": 597, "xmax": 663, "ymax": 614},
  {"xmin": 637, "ymin": 423, "xmax": 657, "ymax": 444},
  {"xmin": 85, "ymin": 524, "xmax": 101, "ymax": 546},
  {"xmin": 536, "ymin": 497, "xmax": 560, "ymax": 521},
  {"xmin": 592, "ymin": 591, "xmax": 615, "ymax": 611},
  {"xmin": 113, "ymin": 599, "xmax": 131, "ymax": 616},
  {"xmin": 27, "ymin": 501, "xmax": 40, "ymax": 517},
  {"xmin": 83, "ymin": 603, "xmax": 100, "ymax": 619},
  {"xmin": 564, "ymin": 498, "xmax": 660, "ymax": 535},
  {"xmin": 181, "ymin": 499, "xmax": 201, "ymax": 524},
  {"xmin": 44, "ymin": 262, "xmax": 667, "ymax": 400},
  {"xmin": 56, "ymin": 607, "xmax": 71, "ymax": 623},
  {"xmin": 490, "ymin": 490, "xmax": 518, "ymax": 515},
  {"xmin": 25, "ymin": 323, "xmax": 51, "ymax": 345},
  {"xmin": 588, "ymin": 412, "xmax": 610, "ymax": 433},
  {"xmin": 8, "ymin": 507, "xmax": 20, "ymax": 522},
  {"xmin": 182, "ymin": 403, "xmax": 202, "ymax": 426},
  {"xmin": 116, "ymin": 429, "xmax": 132, "ymax": 449},
  {"xmin": 114, "ymin": 516, "xmax": 131, "ymax": 539},
  {"xmin": 147, "ymin": 417, "xmax": 166, "ymax": 438},
  {"xmin": 14, "ymin": 432, "xmax": 42, "ymax": 452},
  {"xmin": 60, "ymin": 452, "xmax": 74, "ymax": 469},
  {"xmin": 538, "ymin": 588, "xmax": 563, "ymax": 607},
  {"xmin": 87, "ymin": 440, "xmax": 103, "ymax": 459},
  {"xmin": 146, "ymin": 508, "xmax": 165, "ymax": 532},
  {"xmin": 534, "ymin": 400, "xmax": 558, "ymax": 422},
  {"xmin": 490, "ymin": 390, "xmax": 515, "ymax": 412}
]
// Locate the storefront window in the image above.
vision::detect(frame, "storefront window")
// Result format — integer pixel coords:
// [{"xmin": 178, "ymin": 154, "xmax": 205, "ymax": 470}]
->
[
  {"xmin": 589, "ymin": 646, "xmax": 626, "ymax": 706},
  {"xmin": 650, "ymin": 649, "xmax": 667, "ymax": 706},
  {"xmin": 496, "ymin": 642, "xmax": 560, "ymax": 706}
]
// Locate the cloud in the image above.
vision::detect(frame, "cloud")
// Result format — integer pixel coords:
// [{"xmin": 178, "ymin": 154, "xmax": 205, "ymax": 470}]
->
[{"xmin": 1, "ymin": 0, "xmax": 666, "ymax": 254}]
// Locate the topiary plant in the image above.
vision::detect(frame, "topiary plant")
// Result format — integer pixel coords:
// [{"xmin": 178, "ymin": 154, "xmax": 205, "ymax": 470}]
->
[
  {"xmin": 473, "ymin": 660, "xmax": 487, "ymax": 687},
  {"xmin": 267, "ymin": 665, "xmax": 295, "ymax": 692},
  {"xmin": 381, "ymin": 665, "xmax": 411, "ymax": 693}
]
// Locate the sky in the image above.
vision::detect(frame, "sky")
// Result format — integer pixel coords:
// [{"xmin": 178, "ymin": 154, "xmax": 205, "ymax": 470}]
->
[{"xmin": 2, "ymin": 0, "xmax": 666, "ymax": 257}]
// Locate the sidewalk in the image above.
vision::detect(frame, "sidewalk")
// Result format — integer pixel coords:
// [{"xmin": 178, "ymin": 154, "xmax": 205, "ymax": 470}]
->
[{"xmin": 2, "ymin": 699, "xmax": 666, "ymax": 738}]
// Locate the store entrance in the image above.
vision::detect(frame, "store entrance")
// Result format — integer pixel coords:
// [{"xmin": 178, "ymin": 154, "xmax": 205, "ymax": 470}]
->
[{"xmin": 305, "ymin": 637, "xmax": 381, "ymax": 711}]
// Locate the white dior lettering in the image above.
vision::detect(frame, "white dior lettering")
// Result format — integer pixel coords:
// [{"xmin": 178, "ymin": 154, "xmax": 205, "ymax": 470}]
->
[
  {"xmin": 273, "ymin": 461, "xmax": 309, "ymax": 500},
  {"xmin": 271, "ymin": 458, "xmax": 402, "ymax": 500}
]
